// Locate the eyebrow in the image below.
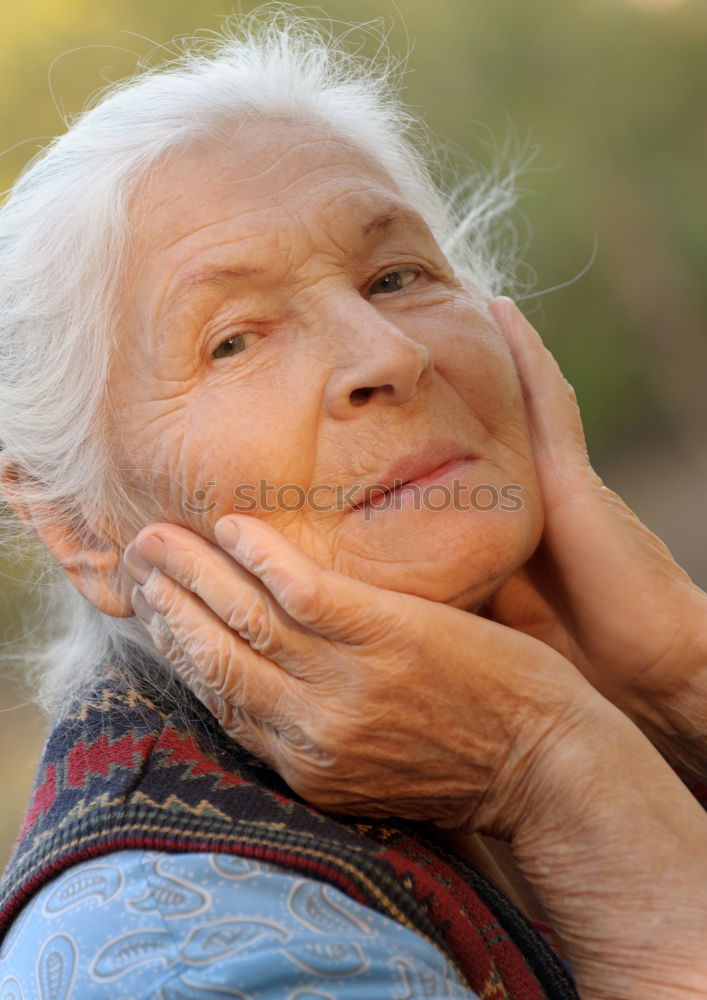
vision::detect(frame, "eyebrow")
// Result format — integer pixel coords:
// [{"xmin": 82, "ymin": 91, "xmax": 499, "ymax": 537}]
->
[
  {"xmin": 160, "ymin": 265, "xmax": 265, "ymax": 324},
  {"xmin": 360, "ymin": 210, "xmax": 400, "ymax": 239},
  {"xmin": 157, "ymin": 205, "xmax": 427, "ymax": 332}
]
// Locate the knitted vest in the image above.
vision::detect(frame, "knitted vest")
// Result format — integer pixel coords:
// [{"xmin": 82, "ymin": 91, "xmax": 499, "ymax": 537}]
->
[{"xmin": 0, "ymin": 663, "xmax": 577, "ymax": 1000}]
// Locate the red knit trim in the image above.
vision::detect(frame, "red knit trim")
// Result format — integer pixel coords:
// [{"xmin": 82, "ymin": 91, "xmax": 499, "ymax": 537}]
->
[
  {"xmin": 66, "ymin": 733, "xmax": 156, "ymax": 787},
  {"xmin": 19, "ymin": 764, "xmax": 57, "ymax": 839},
  {"xmin": 383, "ymin": 845, "xmax": 547, "ymax": 1000}
]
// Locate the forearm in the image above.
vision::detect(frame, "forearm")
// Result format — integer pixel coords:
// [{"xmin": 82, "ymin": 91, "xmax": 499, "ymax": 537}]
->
[{"xmin": 509, "ymin": 698, "xmax": 707, "ymax": 999}]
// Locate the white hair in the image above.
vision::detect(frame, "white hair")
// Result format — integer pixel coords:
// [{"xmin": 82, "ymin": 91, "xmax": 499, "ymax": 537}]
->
[{"xmin": 0, "ymin": 8, "xmax": 522, "ymax": 717}]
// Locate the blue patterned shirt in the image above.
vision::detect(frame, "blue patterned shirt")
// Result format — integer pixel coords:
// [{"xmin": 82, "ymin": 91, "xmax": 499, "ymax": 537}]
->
[{"xmin": 0, "ymin": 850, "xmax": 481, "ymax": 999}]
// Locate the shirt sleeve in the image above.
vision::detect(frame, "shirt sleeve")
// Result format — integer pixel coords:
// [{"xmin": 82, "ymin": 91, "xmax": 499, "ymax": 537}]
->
[{"xmin": 0, "ymin": 849, "xmax": 482, "ymax": 1000}]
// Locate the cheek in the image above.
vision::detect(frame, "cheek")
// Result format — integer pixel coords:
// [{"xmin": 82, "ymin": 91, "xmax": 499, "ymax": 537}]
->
[
  {"xmin": 169, "ymin": 376, "xmax": 315, "ymax": 517},
  {"xmin": 432, "ymin": 302, "xmax": 542, "ymax": 538},
  {"xmin": 434, "ymin": 304, "xmax": 531, "ymax": 446}
]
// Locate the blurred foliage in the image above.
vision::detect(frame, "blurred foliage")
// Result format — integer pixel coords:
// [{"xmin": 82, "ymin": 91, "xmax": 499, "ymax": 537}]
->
[{"xmin": 1, "ymin": 0, "xmax": 706, "ymax": 864}]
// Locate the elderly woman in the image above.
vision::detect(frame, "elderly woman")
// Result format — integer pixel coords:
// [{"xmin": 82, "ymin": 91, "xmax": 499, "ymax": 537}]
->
[{"xmin": 1, "ymin": 14, "xmax": 706, "ymax": 1000}]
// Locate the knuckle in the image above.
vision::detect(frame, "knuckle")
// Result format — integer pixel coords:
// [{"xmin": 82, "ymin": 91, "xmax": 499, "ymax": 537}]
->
[
  {"xmin": 172, "ymin": 657, "xmax": 202, "ymax": 693},
  {"xmin": 191, "ymin": 680, "xmax": 252, "ymax": 746},
  {"xmin": 178, "ymin": 626, "xmax": 248, "ymax": 702},
  {"xmin": 148, "ymin": 613, "xmax": 178, "ymax": 657},
  {"xmin": 147, "ymin": 574, "xmax": 181, "ymax": 618},
  {"xmin": 226, "ymin": 594, "xmax": 282, "ymax": 656},
  {"xmin": 282, "ymin": 576, "xmax": 328, "ymax": 624},
  {"xmin": 152, "ymin": 624, "xmax": 195, "ymax": 686},
  {"xmin": 213, "ymin": 659, "xmax": 248, "ymax": 708},
  {"xmin": 169, "ymin": 614, "xmax": 211, "ymax": 660},
  {"xmin": 177, "ymin": 559, "xmax": 204, "ymax": 594},
  {"xmin": 278, "ymin": 722, "xmax": 319, "ymax": 758},
  {"xmin": 241, "ymin": 540, "xmax": 272, "ymax": 576},
  {"xmin": 219, "ymin": 701, "xmax": 253, "ymax": 736}
]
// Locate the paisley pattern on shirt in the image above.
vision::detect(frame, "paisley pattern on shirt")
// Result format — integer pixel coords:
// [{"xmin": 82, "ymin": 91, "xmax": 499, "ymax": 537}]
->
[{"xmin": 0, "ymin": 851, "xmax": 481, "ymax": 999}]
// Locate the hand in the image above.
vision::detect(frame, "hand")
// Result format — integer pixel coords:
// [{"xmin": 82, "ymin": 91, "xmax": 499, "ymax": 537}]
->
[
  {"xmin": 486, "ymin": 297, "xmax": 707, "ymax": 730},
  {"xmin": 123, "ymin": 517, "xmax": 707, "ymax": 999},
  {"xmin": 122, "ymin": 515, "xmax": 594, "ymax": 836}
]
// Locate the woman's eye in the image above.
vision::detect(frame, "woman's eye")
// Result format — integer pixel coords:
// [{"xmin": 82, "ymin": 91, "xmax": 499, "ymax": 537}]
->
[
  {"xmin": 212, "ymin": 333, "xmax": 258, "ymax": 359},
  {"xmin": 368, "ymin": 268, "xmax": 420, "ymax": 296}
]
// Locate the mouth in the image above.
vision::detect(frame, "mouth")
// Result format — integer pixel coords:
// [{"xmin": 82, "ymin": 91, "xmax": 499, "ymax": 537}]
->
[{"xmin": 348, "ymin": 444, "xmax": 476, "ymax": 513}]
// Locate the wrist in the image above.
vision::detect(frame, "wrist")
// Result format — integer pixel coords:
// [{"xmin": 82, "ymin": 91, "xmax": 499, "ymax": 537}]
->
[
  {"xmin": 623, "ymin": 589, "xmax": 707, "ymax": 774},
  {"xmin": 469, "ymin": 652, "xmax": 604, "ymax": 841},
  {"xmin": 507, "ymin": 696, "xmax": 707, "ymax": 997}
]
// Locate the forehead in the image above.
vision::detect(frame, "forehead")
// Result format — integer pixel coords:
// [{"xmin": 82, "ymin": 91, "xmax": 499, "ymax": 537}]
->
[{"xmin": 129, "ymin": 117, "xmax": 411, "ymax": 267}]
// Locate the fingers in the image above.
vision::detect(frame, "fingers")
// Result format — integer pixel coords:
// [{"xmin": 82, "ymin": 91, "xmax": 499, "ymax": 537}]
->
[
  {"xmin": 126, "ymin": 525, "xmax": 321, "ymax": 672},
  {"xmin": 489, "ymin": 297, "xmax": 603, "ymax": 499},
  {"xmin": 487, "ymin": 299, "xmax": 696, "ymax": 630},
  {"xmin": 128, "ymin": 551, "xmax": 334, "ymax": 774},
  {"xmin": 130, "ymin": 567, "xmax": 295, "ymax": 727},
  {"xmin": 130, "ymin": 516, "xmax": 392, "ymax": 649},
  {"xmin": 130, "ymin": 583, "xmax": 283, "ymax": 767},
  {"xmin": 214, "ymin": 516, "xmax": 387, "ymax": 643}
]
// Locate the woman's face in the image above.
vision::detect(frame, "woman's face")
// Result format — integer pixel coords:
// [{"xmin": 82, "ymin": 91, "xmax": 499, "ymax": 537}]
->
[{"xmin": 112, "ymin": 118, "xmax": 542, "ymax": 611}]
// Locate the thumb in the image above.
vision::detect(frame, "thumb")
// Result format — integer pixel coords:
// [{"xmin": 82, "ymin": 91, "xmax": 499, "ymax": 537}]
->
[
  {"xmin": 214, "ymin": 515, "xmax": 394, "ymax": 645},
  {"xmin": 489, "ymin": 301, "xmax": 688, "ymax": 586},
  {"xmin": 488, "ymin": 297, "xmax": 604, "ymax": 502}
]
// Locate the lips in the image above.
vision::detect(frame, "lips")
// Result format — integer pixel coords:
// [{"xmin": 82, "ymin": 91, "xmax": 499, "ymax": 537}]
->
[{"xmin": 349, "ymin": 441, "xmax": 474, "ymax": 511}]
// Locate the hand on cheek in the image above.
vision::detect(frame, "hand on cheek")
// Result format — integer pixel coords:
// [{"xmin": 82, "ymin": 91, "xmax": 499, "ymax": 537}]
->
[
  {"xmin": 122, "ymin": 513, "xmax": 594, "ymax": 834},
  {"xmin": 122, "ymin": 510, "xmax": 707, "ymax": 1000},
  {"xmin": 487, "ymin": 297, "xmax": 706, "ymax": 733}
]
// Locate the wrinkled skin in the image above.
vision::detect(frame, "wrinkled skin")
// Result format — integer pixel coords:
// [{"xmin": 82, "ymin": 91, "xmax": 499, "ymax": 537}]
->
[
  {"xmin": 112, "ymin": 114, "xmax": 578, "ymax": 833},
  {"xmin": 0, "ymin": 98, "xmax": 703, "ymax": 1000},
  {"xmin": 486, "ymin": 299, "xmax": 707, "ymax": 760},
  {"xmin": 127, "ymin": 511, "xmax": 592, "ymax": 832},
  {"xmin": 104, "ymin": 119, "xmax": 707, "ymax": 997},
  {"xmin": 122, "ymin": 297, "xmax": 707, "ymax": 997},
  {"xmin": 111, "ymin": 117, "xmax": 543, "ymax": 611}
]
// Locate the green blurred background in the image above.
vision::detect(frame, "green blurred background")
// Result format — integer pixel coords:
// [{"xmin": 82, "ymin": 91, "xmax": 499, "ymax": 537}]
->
[{"xmin": 1, "ymin": 0, "xmax": 706, "ymax": 867}]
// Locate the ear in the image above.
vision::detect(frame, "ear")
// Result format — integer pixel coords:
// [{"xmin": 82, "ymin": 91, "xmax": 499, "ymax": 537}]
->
[{"xmin": 0, "ymin": 453, "xmax": 133, "ymax": 618}]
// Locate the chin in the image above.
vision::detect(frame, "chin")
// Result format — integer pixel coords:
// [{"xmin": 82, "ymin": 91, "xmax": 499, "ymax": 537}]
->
[{"xmin": 338, "ymin": 500, "xmax": 544, "ymax": 609}]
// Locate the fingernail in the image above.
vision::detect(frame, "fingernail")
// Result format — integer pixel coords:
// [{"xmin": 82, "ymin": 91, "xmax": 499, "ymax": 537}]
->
[
  {"xmin": 131, "ymin": 585, "xmax": 158, "ymax": 626},
  {"xmin": 137, "ymin": 533, "xmax": 167, "ymax": 565},
  {"xmin": 215, "ymin": 518, "xmax": 240, "ymax": 549},
  {"xmin": 489, "ymin": 296, "xmax": 515, "ymax": 318},
  {"xmin": 123, "ymin": 543, "xmax": 153, "ymax": 585}
]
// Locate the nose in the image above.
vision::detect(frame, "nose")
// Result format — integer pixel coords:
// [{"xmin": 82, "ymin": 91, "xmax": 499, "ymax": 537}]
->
[{"xmin": 322, "ymin": 307, "xmax": 433, "ymax": 420}]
